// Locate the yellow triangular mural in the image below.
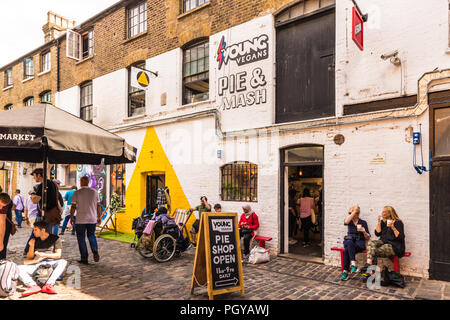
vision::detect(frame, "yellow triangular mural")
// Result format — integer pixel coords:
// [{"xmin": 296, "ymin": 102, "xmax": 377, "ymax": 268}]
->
[{"xmin": 116, "ymin": 127, "xmax": 193, "ymax": 234}]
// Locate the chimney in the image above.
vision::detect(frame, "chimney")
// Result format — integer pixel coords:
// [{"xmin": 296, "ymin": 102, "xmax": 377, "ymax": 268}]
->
[{"xmin": 42, "ymin": 11, "xmax": 76, "ymax": 43}]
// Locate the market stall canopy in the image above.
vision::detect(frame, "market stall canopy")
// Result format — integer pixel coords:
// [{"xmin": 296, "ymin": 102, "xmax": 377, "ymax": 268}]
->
[{"xmin": 0, "ymin": 104, "xmax": 137, "ymax": 164}]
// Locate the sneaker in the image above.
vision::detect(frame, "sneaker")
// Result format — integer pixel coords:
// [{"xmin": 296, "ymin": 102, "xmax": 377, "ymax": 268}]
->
[
  {"xmin": 350, "ymin": 265, "xmax": 359, "ymax": 273},
  {"xmin": 59, "ymin": 232, "xmax": 64, "ymax": 235},
  {"xmin": 341, "ymin": 272, "xmax": 349, "ymax": 281},
  {"xmin": 78, "ymin": 260, "xmax": 89, "ymax": 265},
  {"xmin": 41, "ymin": 284, "xmax": 57, "ymax": 294},
  {"xmin": 93, "ymin": 250, "xmax": 100, "ymax": 262},
  {"xmin": 360, "ymin": 263, "xmax": 371, "ymax": 277},
  {"xmin": 289, "ymin": 239, "xmax": 298, "ymax": 245},
  {"xmin": 303, "ymin": 242, "xmax": 310, "ymax": 247},
  {"xmin": 21, "ymin": 285, "xmax": 41, "ymax": 297}
]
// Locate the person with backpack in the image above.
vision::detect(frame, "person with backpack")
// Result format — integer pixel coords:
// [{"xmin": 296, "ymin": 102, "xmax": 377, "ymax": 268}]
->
[
  {"xmin": 0, "ymin": 193, "xmax": 13, "ymax": 260},
  {"xmin": 239, "ymin": 205, "xmax": 260, "ymax": 260},
  {"xmin": 19, "ymin": 220, "xmax": 67, "ymax": 297}
]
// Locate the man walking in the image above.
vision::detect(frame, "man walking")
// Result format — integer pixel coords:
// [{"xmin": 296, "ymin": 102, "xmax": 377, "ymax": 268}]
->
[
  {"xmin": 70, "ymin": 176, "xmax": 102, "ymax": 265},
  {"xmin": 0, "ymin": 193, "xmax": 13, "ymax": 260},
  {"xmin": 13, "ymin": 189, "xmax": 25, "ymax": 228}
]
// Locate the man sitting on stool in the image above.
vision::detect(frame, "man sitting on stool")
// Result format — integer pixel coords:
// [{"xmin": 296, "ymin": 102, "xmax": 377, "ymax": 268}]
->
[{"xmin": 19, "ymin": 220, "xmax": 67, "ymax": 297}]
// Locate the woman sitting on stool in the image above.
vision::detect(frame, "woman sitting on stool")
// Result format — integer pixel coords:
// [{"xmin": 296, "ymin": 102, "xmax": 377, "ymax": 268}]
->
[
  {"xmin": 239, "ymin": 205, "xmax": 259, "ymax": 260},
  {"xmin": 341, "ymin": 206, "xmax": 371, "ymax": 281}
]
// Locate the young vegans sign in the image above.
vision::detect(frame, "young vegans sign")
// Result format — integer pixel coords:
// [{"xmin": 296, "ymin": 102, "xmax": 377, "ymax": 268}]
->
[{"xmin": 190, "ymin": 212, "xmax": 245, "ymax": 300}]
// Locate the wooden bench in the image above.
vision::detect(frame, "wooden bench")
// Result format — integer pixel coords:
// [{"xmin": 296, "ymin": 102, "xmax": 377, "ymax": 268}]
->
[
  {"xmin": 254, "ymin": 236, "xmax": 273, "ymax": 249},
  {"xmin": 331, "ymin": 247, "xmax": 411, "ymax": 273}
]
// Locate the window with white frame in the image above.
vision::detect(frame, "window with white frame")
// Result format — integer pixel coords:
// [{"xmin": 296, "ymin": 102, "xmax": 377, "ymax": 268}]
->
[
  {"xmin": 4, "ymin": 68, "xmax": 12, "ymax": 87},
  {"xmin": 183, "ymin": 40, "xmax": 209, "ymax": 105},
  {"xmin": 128, "ymin": 2, "xmax": 147, "ymax": 38},
  {"xmin": 24, "ymin": 58, "xmax": 34, "ymax": 79},
  {"xmin": 128, "ymin": 61, "xmax": 146, "ymax": 117},
  {"xmin": 67, "ymin": 29, "xmax": 94, "ymax": 61},
  {"xmin": 183, "ymin": 0, "xmax": 209, "ymax": 13},
  {"xmin": 40, "ymin": 91, "xmax": 52, "ymax": 104},
  {"xmin": 40, "ymin": 51, "xmax": 51, "ymax": 73},
  {"xmin": 24, "ymin": 97, "xmax": 34, "ymax": 107},
  {"xmin": 80, "ymin": 81, "xmax": 93, "ymax": 122}
]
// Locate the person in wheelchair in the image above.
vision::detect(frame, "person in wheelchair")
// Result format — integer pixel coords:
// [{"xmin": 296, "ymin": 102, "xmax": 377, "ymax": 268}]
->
[{"xmin": 154, "ymin": 207, "xmax": 190, "ymax": 252}]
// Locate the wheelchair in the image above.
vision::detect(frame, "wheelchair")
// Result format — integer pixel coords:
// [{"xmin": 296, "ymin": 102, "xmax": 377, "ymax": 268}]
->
[{"xmin": 136, "ymin": 220, "xmax": 187, "ymax": 263}]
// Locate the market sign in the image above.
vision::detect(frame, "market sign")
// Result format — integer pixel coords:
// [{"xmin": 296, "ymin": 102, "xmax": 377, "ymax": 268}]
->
[
  {"xmin": 352, "ymin": 6, "xmax": 364, "ymax": 51},
  {"xmin": 130, "ymin": 66, "xmax": 150, "ymax": 90},
  {"xmin": 190, "ymin": 212, "xmax": 245, "ymax": 300}
]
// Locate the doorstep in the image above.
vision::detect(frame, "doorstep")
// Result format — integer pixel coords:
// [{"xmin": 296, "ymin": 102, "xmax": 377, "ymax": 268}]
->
[{"xmin": 279, "ymin": 253, "xmax": 325, "ymax": 265}]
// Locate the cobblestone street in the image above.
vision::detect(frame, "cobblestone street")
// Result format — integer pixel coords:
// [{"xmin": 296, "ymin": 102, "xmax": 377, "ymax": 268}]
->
[{"xmin": 2, "ymin": 225, "xmax": 449, "ymax": 301}]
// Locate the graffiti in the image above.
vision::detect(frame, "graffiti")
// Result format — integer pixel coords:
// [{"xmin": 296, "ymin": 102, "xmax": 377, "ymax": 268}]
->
[
  {"xmin": 217, "ymin": 34, "xmax": 269, "ymax": 70},
  {"xmin": 218, "ymin": 67, "xmax": 267, "ymax": 111},
  {"xmin": 77, "ymin": 164, "xmax": 106, "ymax": 206}
]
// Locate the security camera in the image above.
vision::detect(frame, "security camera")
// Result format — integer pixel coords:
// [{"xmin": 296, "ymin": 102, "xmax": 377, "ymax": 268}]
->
[{"xmin": 380, "ymin": 50, "xmax": 399, "ymax": 60}]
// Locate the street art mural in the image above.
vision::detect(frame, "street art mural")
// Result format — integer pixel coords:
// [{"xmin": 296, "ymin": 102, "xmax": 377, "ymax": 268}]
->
[{"xmin": 77, "ymin": 164, "xmax": 107, "ymax": 207}]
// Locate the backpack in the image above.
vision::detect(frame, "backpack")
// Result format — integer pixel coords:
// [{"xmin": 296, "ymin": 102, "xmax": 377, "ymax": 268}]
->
[
  {"xmin": 0, "ymin": 260, "xmax": 20, "ymax": 297},
  {"xmin": 32, "ymin": 264, "xmax": 54, "ymax": 287}
]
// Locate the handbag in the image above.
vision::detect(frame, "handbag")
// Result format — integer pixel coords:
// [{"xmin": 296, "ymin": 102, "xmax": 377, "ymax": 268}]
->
[
  {"xmin": 44, "ymin": 182, "xmax": 62, "ymax": 225},
  {"xmin": 5, "ymin": 216, "xmax": 17, "ymax": 236},
  {"xmin": 248, "ymin": 246, "xmax": 270, "ymax": 264},
  {"xmin": 311, "ymin": 208, "xmax": 317, "ymax": 225}
]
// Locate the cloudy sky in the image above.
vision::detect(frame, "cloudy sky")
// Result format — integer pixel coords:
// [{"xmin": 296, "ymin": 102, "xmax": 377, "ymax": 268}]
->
[{"xmin": 0, "ymin": 0, "xmax": 119, "ymax": 67}]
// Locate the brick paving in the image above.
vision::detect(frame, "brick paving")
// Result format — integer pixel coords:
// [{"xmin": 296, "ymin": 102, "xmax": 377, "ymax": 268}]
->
[{"xmin": 2, "ymin": 225, "xmax": 449, "ymax": 300}]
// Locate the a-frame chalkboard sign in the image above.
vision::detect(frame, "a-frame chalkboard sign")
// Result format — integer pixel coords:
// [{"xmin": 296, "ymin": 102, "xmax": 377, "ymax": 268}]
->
[{"xmin": 190, "ymin": 212, "xmax": 245, "ymax": 300}]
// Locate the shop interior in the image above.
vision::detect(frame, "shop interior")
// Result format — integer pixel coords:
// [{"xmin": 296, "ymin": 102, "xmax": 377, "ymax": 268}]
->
[{"xmin": 287, "ymin": 165, "xmax": 323, "ymax": 258}]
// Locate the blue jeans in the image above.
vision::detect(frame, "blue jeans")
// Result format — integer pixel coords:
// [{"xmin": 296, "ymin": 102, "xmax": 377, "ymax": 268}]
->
[
  {"xmin": 343, "ymin": 239, "xmax": 366, "ymax": 272},
  {"xmin": 15, "ymin": 210, "xmax": 23, "ymax": 227},
  {"xmin": 76, "ymin": 224, "xmax": 98, "ymax": 262},
  {"xmin": 61, "ymin": 215, "xmax": 76, "ymax": 234}
]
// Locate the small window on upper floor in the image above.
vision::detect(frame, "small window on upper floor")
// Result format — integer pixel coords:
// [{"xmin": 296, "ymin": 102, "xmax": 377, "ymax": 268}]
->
[
  {"xmin": 4, "ymin": 68, "xmax": 12, "ymax": 87},
  {"xmin": 24, "ymin": 58, "xmax": 34, "ymax": 79},
  {"xmin": 127, "ymin": 2, "xmax": 147, "ymax": 38},
  {"xmin": 182, "ymin": 0, "xmax": 210, "ymax": 13},
  {"xmin": 3, "ymin": 104, "xmax": 12, "ymax": 111},
  {"xmin": 80, "ymin": 81, "xmax": 93, "ymax": 123},
  {"xmin": 183, "ymin": 40, "xmax": 209, "ymax": 105},
  {"xmin": 24, "ymin": 97, "xmax": 34, "ymax": 107},
  {"xmin": 40, "ymin": 51, "xmax": 51, "ymax": 73},
  {"xmin": 128, "ymin": 61, "xmax": 146, "ymax": 117},
  {"xmin": 40, "ymin": 91, "xmax": 52, "ymax": 104},
  {"xmin": 67, "ymin": 29, "xmax": 94, "ymax": 61}
]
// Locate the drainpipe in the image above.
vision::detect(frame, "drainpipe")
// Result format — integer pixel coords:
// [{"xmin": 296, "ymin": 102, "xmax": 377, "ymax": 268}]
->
[{"xmin": 56, "ymin": 38, "xmax": 61, "ymax": 92}]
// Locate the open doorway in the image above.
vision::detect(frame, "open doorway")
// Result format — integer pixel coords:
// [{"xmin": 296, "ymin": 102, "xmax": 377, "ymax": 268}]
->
[
  {"xmin": 287, "ymin": 165, "xmax": 323, "ymax": 257},
  {"xmin": 146, "ymin": 174, "xmax": 165, "ymax": 214},
  {"xmin": 280, "ymin": 145, "xmax": 324, "ymax": 260}
]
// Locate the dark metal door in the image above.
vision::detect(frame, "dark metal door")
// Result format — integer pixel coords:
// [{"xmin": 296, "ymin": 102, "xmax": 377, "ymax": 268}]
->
[
  {"xmin": 429, "ymin": 105, "xmax": 450, "ymax": 281},
  {"xmin": 430, "ymin": 161, "xmax": 450, "ymax": 280},
  {"xmin": 276, "ymin": 7, "xmax": 335, "ymax": 124}
]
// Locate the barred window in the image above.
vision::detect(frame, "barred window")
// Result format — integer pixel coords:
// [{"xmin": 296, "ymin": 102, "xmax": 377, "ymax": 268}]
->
[
  {"xmin": 4, "ymin": 68, "xmax": 12, "ymax": 87},
  {"xmin": 128, "ymin": 2, "xmax": 147, "ymax": 38},
  {"xmin": 24, "ymin": 58, "xmax": 34, "ymax": 79},
  {"xmin": 80, "ymin": 81, "xmax": 93, "ymax": 122},
  {"xmin": 183, "ymin": 0, "xmax": 209, "ymax": 13},
  {"xmin": 221, "ymin": 162, "xmax": 258, "ymax": 202},
  {"xmin": 183, "ymin": 40, "xmax": 209, "ymax": 105}
]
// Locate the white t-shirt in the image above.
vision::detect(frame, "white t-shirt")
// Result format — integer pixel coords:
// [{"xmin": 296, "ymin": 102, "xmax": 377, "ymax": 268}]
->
[
  {"xmin": 71, "ymin": 187, "xmax": 100, "ymax": 224},
  {"xmin": 25, "ymin": 196, "xmax": 39, "ymax": 219}
]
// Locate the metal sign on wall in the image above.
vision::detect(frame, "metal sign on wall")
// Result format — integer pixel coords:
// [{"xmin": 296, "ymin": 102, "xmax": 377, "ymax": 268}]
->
[{"xmin": 352, "ymin": 6, "xmax": 364, "ymax": 51}]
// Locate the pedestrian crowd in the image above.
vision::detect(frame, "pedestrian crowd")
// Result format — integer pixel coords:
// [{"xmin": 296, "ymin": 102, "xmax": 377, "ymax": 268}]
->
[{"xmin": 0, "ymin": 168, "xmax": 103, "ymax": 297}]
